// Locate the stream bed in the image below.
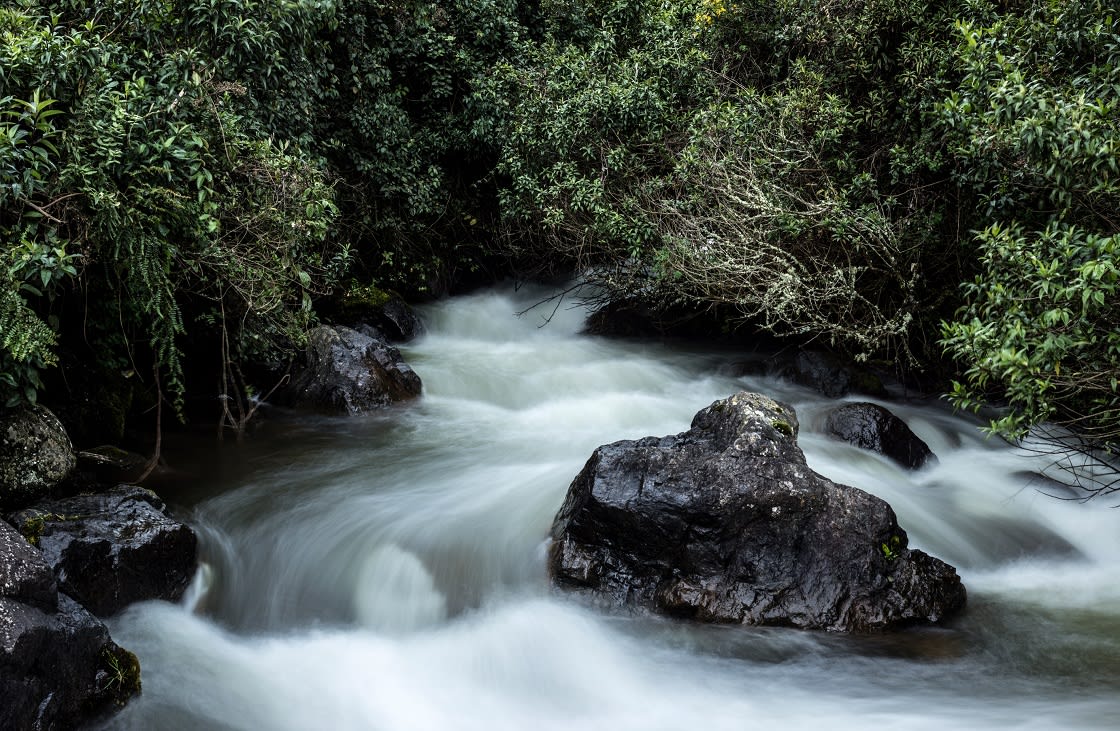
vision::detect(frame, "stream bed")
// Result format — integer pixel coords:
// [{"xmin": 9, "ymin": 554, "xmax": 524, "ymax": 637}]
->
[{"xmin": 99, "ymin": 285, "xmax": 1120, "ymax": 730}]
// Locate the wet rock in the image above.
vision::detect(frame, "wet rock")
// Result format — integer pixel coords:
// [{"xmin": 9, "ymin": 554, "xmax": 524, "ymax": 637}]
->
[
  {"xmin": 375, "ymin": 296, "xmax": 425, "ymax": 342},
  {"xmin": 285, "ymin": 325, "xmax": 422, "ymax": 415},
  {"xmin": 0, "ymin": 593, "xmax": 139, "ymax": 729},
  {"xmin": 549, "ymin": 391, "xmax": 966, "ymax": 632},
  {"xmin": 8, "ymin": 485, "xmax": 198, "ymax": 617},
  {"xmin": 824, "ymin": 402, "xmax": 937, "ymax": 470},
  {"xmin": 0, "ymin": 520, "xmax": 56, "ymax": 611},
  {"xmin": 332, "ymin": 285, "xmax": 424, "ymax": 342},
  {"xmin": 0, "ymin": 404, "xmax": 76, "ymax": 510},
  {"xmin": 785, "ymin": 351, "xmax": 886, "ymax": 398}
]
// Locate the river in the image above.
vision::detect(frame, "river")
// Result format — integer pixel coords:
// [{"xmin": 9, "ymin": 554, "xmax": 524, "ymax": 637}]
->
[{"xmin": 99, "ymin": 285, "xmax": 1120, "ymax": 730}]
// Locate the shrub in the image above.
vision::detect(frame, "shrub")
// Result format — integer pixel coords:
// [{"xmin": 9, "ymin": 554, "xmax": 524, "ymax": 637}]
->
[{"xmin": 940, "ymin": 1, "xmax": 1120, "ymax": 486}]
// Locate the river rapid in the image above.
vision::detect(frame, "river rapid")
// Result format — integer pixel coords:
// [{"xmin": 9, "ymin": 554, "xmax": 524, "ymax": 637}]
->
[{"xmin": 100, "ymin": 285, "xmax": 1120, "ymax": 730}]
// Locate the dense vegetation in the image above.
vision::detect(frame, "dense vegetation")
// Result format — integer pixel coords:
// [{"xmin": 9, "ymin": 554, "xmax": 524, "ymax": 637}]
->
[{"xmin": 1, "ymin": 1, "xmax": 1117, "ymax": 488}]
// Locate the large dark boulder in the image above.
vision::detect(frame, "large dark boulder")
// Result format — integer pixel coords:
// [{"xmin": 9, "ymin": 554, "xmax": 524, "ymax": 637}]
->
[
  {"xmin": 0, "ymin": 594, "xmax": 140, "ymax": 729},
  {"xmin": 285, "ymin": 325, "xmax": 422, "ymax": 415},
  {"xmin": 824, "ymin": 402, "xmax": 937, "ymax": 470},
  {"xmin": 0, "ymin": 404, "xmax": 76, "ymax": 510},
  {"xmin": 1, "ymin": 520, "xmax": 139, "ymax": 728},
  {"xmin": 549, "ymin": 391, "xmax": 965, "ymax": 632},
  {"xmin": 8, "ymin": 485, "xmax": 198, "ymax": 617}
]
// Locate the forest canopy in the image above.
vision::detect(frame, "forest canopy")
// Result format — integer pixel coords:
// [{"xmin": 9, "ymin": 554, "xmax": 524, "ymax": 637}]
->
[{"xmin": 1, "ymin": 0, "xmax": 1117, "ymax": 484}]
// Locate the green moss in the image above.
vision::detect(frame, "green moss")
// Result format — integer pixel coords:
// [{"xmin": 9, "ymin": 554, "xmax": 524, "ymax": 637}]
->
[
  {"xmin": 332, "ymin": 280, "xmax": 397, "ymax": 323},
  {"xmin": 343, "ymin": 280, "xmax": 392, "ymax": 309},
  {"xmin": 18, "ymin": 513, "xmax": 46, "ymax": 546},
  {"xmin": 101, "ymin": 646, "xmax": 142, "ymax": 704},
  {"xmin": 771, "ymin": 419, "xmax": 793, "ymax": 438},
  {"xmin": 17, "ymin": 511, "xmax": 83, "ymax": 546}
]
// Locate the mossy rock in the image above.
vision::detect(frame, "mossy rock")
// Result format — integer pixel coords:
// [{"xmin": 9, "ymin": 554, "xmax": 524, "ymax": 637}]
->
[
  {"xmin": 327, "ymin": 281, "xmax": 424, "ymax": 342},
  {"xmin": 0, "ymin": 404, "xmax": 76, "ymax": 510}
]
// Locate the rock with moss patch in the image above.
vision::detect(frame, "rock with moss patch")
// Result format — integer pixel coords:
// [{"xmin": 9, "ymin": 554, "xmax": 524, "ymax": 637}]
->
[
  {"xmin": 0, "ymin": 404, "xmax": 76, "ymax": 510},
  {"xmin": 334, "ymin": 283, "xmax": 424, "ymax": 342},
  {"xmin": 7, "ymin": 485, "xmax": 198, "ymax": 617},
  {"xmin": 549, "ymin": 391, "xmax": 965, "ymax": 631},
  {"xmin": 285, "ymin": 325, "xmax": 422, "ymax": 415},
  {"xmin": 0, "ymin": 593, "xmax": 140, "ymax": 729}
]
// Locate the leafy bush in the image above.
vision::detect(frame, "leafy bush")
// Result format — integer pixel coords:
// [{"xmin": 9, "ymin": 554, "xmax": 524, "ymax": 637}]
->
[
  {"xmin": 940, "ymin": 1, "xmax": 1120, "ymax": 469},
  {"xmin": 0, "ymin": 3, "xmax": 348, "ymax": 413},
  {"xmin": 944, "ymin": 224, "xmax": 1119, "ymax": 443},
  {"xmin": 495, "ymin": 0, "xmax": 968, "ymax": 362}
]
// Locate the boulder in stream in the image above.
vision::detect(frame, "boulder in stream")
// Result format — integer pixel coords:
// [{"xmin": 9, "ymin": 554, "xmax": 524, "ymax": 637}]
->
[
  {"xmin": 824, "ymin": 402, "xmax": 937, "ymax": 470},
  {"xmin": 7, "ymin": 484, "xmax": 198, "ymax": 617},
  {"xmin": 286, "ymin": 325, "xmax": 422, "ymax": 415},
  {"xmin": 549, "ymin": 391, "xmax": 966, "ymax": 631},
  {"xmin": 1, "ymin": 520, "xmax": 140, "ymax": 728},
  {"xmin": 0, "ymin": 404, "xmax": 77, "ymax": 510}
]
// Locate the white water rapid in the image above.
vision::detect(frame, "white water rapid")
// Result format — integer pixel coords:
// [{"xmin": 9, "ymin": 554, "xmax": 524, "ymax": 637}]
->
[{"xmin": 99, "ymin": 285, "xmax": 1120, "ymax": 730}]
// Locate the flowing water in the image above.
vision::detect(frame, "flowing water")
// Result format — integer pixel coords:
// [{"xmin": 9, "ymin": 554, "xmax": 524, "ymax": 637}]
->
[{"xmin": 100, "ymin": 285, "xmax": 1120, "ymax": 730}]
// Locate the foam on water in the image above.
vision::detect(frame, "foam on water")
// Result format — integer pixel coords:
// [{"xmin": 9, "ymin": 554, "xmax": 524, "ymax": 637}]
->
[{"xmin": 100, "ymin": 284, "xmax": 1120, "ymax": 730}]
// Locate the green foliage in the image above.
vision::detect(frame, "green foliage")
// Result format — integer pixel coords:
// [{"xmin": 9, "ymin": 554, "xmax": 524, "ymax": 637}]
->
[
  {"xmin": 293, "ymin": 0, "xmax": 527, "ymax": 295},
  {"xmin": 0, "ymin": 0, "xmax": 1114, "ymax": 474},
  {"xmin": 940, "ymin": 1, "xmax": 1120, "ymax": 455},
  {"xmin": 0, "ymin": 2, "xmax": 349, "ymax": 412},
  {"xmin": 940, "ymin": 2, "xmax": 1119, "ymax": 223},
  {"xmin": 880, "ymin": 534, "xmax": 902, "ymax": 562},
  {"xmin": 943, "ymin": 223, "xmax": 1120, "ymax": 446},
  {"xmin": 1, "ymin": 86, "xmax": 69, "ymax": 406},
  {"xmin": 493, "ymin": 0, "xmax": 710, "ymax": 268},
  {"xmin": 495, "ymin": 0, "xmax": 969, "ymax": 362}
]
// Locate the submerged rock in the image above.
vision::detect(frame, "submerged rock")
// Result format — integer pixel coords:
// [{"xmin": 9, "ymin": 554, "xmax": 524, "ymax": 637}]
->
[
  {"xmin": 76, "ymin": 445, "xmax": 150, "ymax": 486},
  {"xmin": 549, "ymin": 391, "xmax": 965, "ymax": 631},
  {"xmin": 8, "ymin": 484, "xmax": 198, "ymax": 617},
  {"xmin": 286, "ymin": 325, "xmax": 422, "ymax": 414},
  {"xmin": 0, "ymin": 404, "xmax": 76, "ymax": 510},
  {"xmin": 824, "ymin": 402, "xmax": 937, "ymax": 470}
]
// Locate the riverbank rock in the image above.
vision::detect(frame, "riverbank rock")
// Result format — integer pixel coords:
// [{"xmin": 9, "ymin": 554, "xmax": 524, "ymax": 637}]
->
[
  {"xmin": 285, "ymin": 325, "xmax": 422, "ymax": 415},
  {"xmin": 825, "ymin": 402, "xmax": 936, "ymax": 470},
  {"xmin": 549, "ymin": 391, "xmax": 965, "ymax": 631},
  {"xmin": 8, "ymin": 485, "xmax": 198, "ymax": 617},
  {"xmin": 330, "ymin": 284, "xmax": 425, "ymax": 342},
  {"xmin": 0, "ymin": 404, "xmax": 77, "ymax": 510},
  {"xmin": 371, "ymin": 296, "xmax": 425, "ymax": 342},
  {"xmin": 1, "ymin": 520, "xmax": 140, "ymax": 728},
  {"xmin": 784, "ymin": 351, "xmax": 887, "ymax": 398}
]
